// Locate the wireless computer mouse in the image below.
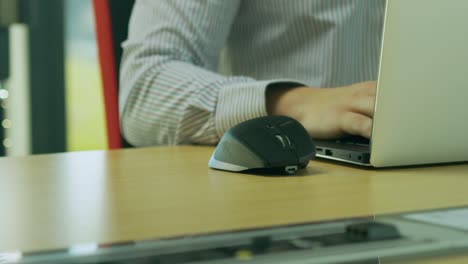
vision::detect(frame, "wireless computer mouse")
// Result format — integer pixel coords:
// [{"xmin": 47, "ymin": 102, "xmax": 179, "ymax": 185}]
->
[{"xmin": 208, "ymin": 116, "xmax": 316, "ymax": 175}]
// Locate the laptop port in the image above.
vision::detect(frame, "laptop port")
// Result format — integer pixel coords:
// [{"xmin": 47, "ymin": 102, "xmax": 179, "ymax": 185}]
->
[{"xmin": 325, "ymin": 150, "xmax": 333, "ymax": 156}]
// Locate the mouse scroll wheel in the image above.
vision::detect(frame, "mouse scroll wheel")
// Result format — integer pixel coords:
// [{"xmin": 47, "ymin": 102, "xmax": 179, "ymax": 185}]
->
[{"xmin": 275, "ymin": 134, "xmax": 293, "ymax": 148}]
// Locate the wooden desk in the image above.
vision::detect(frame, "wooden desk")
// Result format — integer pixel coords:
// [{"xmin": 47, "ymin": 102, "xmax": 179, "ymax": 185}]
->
[{"xmin": 1, "ymin": 146, "xmax": 468, "ymax": 260}]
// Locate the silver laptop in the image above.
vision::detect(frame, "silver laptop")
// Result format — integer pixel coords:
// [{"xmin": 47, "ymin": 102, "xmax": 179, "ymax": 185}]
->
[{"xmin": 315, "ymin": 0, "xmax": 468, "ymax": 167}]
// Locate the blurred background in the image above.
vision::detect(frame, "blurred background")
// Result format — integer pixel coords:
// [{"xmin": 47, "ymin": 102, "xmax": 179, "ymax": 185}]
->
[{"xmin": 0, "ymin": 0, "xmax": 107, "ymax": 157}]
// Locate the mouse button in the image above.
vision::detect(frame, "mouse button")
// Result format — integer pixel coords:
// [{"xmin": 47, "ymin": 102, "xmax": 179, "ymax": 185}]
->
[
  {"xmin": 278, "ymin": 133, "xmax": 315, "ymax": 161},
  {"xmin": 277, "ymin": 119, "xmax": 296, "ymax": 128},
  {"xmin": 273, "ymin": 134, "xmax": 295, "ymax": 150},
  {"xmin": 282, "ymin": 134, "xmax": 294, "ymax": 148},
  {"xmin": 275, "ymin": 134, "xmax": 296, "ymax": 149},
  {"xmin": 279, "ymin": 122, "xmax": 315, "ymax": 152},
  {"xmin": 274, "ymin": 135, "xmax": 287, "ymax": 147},
  {"xmin": 213, "ymin": 132, "xmax": 266, "ymax": 169},
  {"xmin": 239, "ymin": 130, "xmax": 292, "ymax": 155},
  {"xmin": 262, "ymin": 115, "xmax": 291, "ymax": 130},
  {"xmin": 270, "ymin": 115, "xmax": 292, "ymax": 125}
]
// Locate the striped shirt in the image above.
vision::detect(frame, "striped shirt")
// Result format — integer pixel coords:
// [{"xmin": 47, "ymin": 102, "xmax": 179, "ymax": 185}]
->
[{"xmin": 120, "ymin": 0, "xmax": 386, "ymax": 146}]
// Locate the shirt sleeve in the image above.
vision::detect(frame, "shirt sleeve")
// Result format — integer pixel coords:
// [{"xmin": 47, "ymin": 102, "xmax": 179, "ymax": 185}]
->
[{"xmin": 119, "ymin": 0, "xmax": 303, "ymax": 146}]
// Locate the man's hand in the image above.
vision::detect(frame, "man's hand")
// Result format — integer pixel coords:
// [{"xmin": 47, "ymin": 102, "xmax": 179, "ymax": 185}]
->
[{"xmin": 266, "ymin": 81, "xmax": 376, "ymax": 139}]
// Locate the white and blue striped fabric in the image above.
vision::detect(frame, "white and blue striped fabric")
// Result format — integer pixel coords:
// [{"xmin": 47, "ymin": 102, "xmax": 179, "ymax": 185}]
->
[{"xmin": 120, "ymin": 0, "xmax": 386, "ymax": 146}]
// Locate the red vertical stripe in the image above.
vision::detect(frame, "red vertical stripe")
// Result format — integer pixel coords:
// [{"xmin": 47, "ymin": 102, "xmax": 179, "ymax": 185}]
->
[{"xmin": 93, "ymin": 0, "xmax": 122, "ymax": 149}]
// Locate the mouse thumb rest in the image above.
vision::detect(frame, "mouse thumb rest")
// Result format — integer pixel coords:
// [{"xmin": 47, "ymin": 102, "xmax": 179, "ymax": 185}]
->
[{"xmin": 209, "ymin": 132, "xmax": 269, "ymax": 172}]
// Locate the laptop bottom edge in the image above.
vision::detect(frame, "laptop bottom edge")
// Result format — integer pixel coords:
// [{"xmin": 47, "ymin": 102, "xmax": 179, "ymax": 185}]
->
[{"xmin": 315, "ymin": 144, "xmax": 371, "ymax": 166}]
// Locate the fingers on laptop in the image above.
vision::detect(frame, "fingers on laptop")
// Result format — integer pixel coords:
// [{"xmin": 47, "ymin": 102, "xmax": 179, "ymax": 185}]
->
[
  {"xmin": 346, "ymin": 81, "xmax": 376, "ymax": 121},
  {"xmin": 349, "ymin": 94, "xmax": 375, "ymax": 118},
  {"xmin": 340, "ymin": 112, "xmax": 373, "ymax": 138}
]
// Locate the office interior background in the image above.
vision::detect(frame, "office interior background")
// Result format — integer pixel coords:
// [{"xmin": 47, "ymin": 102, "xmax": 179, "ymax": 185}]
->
[{"xmin": 0, "ymin": 0, "xmax": 106, "ymax": 157}]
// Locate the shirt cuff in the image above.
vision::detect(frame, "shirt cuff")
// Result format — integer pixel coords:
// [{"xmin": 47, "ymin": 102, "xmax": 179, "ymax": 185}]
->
[{"xmin": 215, "ymin": 79, "xmax": 306, "ymax": 138}]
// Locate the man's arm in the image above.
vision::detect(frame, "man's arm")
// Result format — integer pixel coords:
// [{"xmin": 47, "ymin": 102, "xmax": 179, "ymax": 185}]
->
[
  {"xmin": 120, "ymin": 0, "xmax": 293, "ymax": 146},
  {"xmin": 121, "ymin": 0, "xmax": 377, "ymax": 146}
]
